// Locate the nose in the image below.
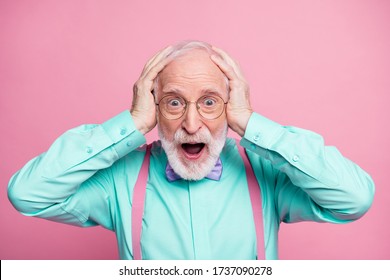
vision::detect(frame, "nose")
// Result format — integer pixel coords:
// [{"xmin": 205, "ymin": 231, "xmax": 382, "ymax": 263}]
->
[{"xmin": 181, "ymin": 102, "xmax": 203, "ymax": 134}]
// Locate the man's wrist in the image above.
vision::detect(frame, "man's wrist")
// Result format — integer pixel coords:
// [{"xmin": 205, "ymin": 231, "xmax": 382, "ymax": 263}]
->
[
  {"xmin": 230, "ymin": 110, "xmax": 253, "ymax": 137},
  {"xmin": 130, "ymin": 110, "xmax": 152, "ymax": 135}
]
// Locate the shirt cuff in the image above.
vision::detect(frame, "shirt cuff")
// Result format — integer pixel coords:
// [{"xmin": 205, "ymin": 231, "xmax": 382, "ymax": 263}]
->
[
  {"xmin": 240, "ymin": 112, "xmax": 284, "ymax": 153},
  {"xmin": 101, "ymin": 110, "xmax": 146, "ymax": 158}
]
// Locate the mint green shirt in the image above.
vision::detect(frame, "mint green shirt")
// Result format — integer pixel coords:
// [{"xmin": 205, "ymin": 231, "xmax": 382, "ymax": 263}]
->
[{"xmin": 8, "ymin": 111, "xmax": 374, "ymax": 259}]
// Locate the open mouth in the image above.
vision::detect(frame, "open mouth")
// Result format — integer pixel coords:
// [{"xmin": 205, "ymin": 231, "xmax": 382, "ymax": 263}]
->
[{"xmin": 181, "ymin": 143, "xmax": 206, "ymax": 159}]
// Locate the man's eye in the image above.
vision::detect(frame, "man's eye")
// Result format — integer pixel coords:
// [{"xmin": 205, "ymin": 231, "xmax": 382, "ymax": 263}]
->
[
  {"xmin": 203, "ymin": 98, "xmax": 216, "ymax": 107},
  {"xmin": 168, "ymin": 99, "xmax": 183, "ymax": 107}
]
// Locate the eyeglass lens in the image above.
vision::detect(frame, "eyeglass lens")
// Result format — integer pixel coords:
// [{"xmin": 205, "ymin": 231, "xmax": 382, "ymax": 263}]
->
[{"xmin": 158, "ymin": 95, "xmax": 226, "ymax": 120}]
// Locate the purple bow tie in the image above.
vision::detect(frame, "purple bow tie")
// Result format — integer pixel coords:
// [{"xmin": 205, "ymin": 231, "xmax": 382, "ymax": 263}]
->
[{"xmin": 165, "ymin": 158, "xmax": 223, "ymax": 182}]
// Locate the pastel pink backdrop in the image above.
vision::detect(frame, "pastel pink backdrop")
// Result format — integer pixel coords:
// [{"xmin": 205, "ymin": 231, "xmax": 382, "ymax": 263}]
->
[{"xmin": 1, "ymin": 0, "xmax": 389, "ymax": 259}]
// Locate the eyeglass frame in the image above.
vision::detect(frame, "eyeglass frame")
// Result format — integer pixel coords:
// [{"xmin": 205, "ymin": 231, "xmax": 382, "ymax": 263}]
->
[{"xmin": 155, "ymin": 93, "xmax": 229, "ymax": 120}]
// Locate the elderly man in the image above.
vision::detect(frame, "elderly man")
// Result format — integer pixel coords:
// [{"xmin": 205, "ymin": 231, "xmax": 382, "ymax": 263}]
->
[{"xmin": 8, "ymin": 41, "xmax": 374, "ymax": 260}]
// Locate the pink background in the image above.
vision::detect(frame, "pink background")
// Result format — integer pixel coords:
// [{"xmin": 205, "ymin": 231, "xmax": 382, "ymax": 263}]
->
[{"xmin": 1, "ymin": 0, "xmax": 389, "ymax": 259}]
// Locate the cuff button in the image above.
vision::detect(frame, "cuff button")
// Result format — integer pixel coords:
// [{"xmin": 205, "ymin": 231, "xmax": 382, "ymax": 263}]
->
[{"xmin": 120, "ymin": 128, "xmax": 127, "ymax": 135}]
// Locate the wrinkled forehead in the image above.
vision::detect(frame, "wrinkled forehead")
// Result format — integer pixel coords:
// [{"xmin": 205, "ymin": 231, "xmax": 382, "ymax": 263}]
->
[{"xmin": 157, "ymin": 49, "xmax": 228, "ymax": 96}]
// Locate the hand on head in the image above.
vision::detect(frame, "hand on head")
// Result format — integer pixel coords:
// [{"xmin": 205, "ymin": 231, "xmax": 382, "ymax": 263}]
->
[{"xmin": 210, "ymin": 47, "xmax": 253, "ymax": 137}]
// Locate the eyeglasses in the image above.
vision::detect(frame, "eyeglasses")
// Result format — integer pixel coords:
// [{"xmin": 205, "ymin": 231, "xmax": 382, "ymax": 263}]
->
[{"xmin": 156, "ymin": 94, "xmax": 228, "ymax": 120}]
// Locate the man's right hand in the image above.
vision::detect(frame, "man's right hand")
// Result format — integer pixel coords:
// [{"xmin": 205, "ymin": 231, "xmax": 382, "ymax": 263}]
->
[{"xmin": 130, "ymin": 46, "xmax": 173, "ymax": 135}]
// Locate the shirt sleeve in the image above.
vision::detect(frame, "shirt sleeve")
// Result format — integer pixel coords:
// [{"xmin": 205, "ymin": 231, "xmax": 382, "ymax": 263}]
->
[
  {"xmin": 8, "ymin": 110, "xmax": 146, "ymax": 229},
  {"xmin": 240, "ymin": 112, "xmax": 375, "ymax": 223}
]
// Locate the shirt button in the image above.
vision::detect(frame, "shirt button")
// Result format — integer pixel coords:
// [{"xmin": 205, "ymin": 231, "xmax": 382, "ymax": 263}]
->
[
  {"xmin": 292, "ymin": 155, "xmax": 300, "ymax": 162},
  {"xmin": 253, "ymin": 133, "xmax": 260, "ymax": 142},
  {"xmin": 120, "ymin": 128, "xmax": 127, "ymax": 136},
  {"xmin": 86, "ymin": 146, "xmax": 93, "ymax": 154},
  {"xmin": 126, "ymin": 140, "xmax": 132, "ymax": 147}
]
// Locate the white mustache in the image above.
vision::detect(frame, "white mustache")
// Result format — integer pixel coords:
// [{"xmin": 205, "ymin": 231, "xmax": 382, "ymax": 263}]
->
[{"xmin": 173, "ymin": 128, "xmax": 212, "ymax": 144}]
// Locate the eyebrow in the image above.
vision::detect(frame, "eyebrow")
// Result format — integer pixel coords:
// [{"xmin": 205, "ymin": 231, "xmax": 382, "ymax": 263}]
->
[
  {"xmin": 161, "ymin": 87, "xmax": 183, "ymax": 94},
  {"xmin": 200, "ymin": 88, "xmax": 224, "ymax": 96},
  {"xmin": 162, "ymin": 86, "xmax": 224, "ymax": 96}
]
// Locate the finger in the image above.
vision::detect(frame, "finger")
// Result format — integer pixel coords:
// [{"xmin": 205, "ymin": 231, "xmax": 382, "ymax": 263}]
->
[
  {"xmin": 211, "ymin": 46, "xmax": 245, "ymax": 80},
  {"xmin": 142, "ymin": 54, "xmax": 173, "ymax": 84},
  {"xmin": 134, "ymin": 56, "xmax": 174, "ymax": 100},
  {"xmin": 139, "ymin": 49, "xmax": 173, "ymax": 86},
  {"xmin": 142, "ymin": 45, "xmax": 171, "ymax": 71},
  {"xmin": 142, "ymin": 45, "xmax": 173, "ymax": 75},
  {"xmin": 211, "ymin": 46, "xmax": 236, "ymax": 65},
  {"xmin": 210, "ymin": 53, "xmax": 239, "ymax": 81}
]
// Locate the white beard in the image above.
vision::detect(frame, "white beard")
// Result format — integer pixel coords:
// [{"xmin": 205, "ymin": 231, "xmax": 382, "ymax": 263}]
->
[{"xmin": 158, "ymin": 123, "xmax": 228, "ymax": 181}]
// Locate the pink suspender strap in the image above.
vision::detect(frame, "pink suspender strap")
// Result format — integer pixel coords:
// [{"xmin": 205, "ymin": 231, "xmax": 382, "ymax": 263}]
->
[
  {"xmin": 237, "ymin": 142, "xmax": 266, "ymax": 260},
  {"xmin": 131, "ymin": 144, "xmax": 151, "ymax": 260}
]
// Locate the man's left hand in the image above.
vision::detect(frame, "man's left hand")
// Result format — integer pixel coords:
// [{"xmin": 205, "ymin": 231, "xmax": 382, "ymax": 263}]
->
[{"xmin": 210, "ymin": 47, "xmax": 253, "ymax": 137}]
